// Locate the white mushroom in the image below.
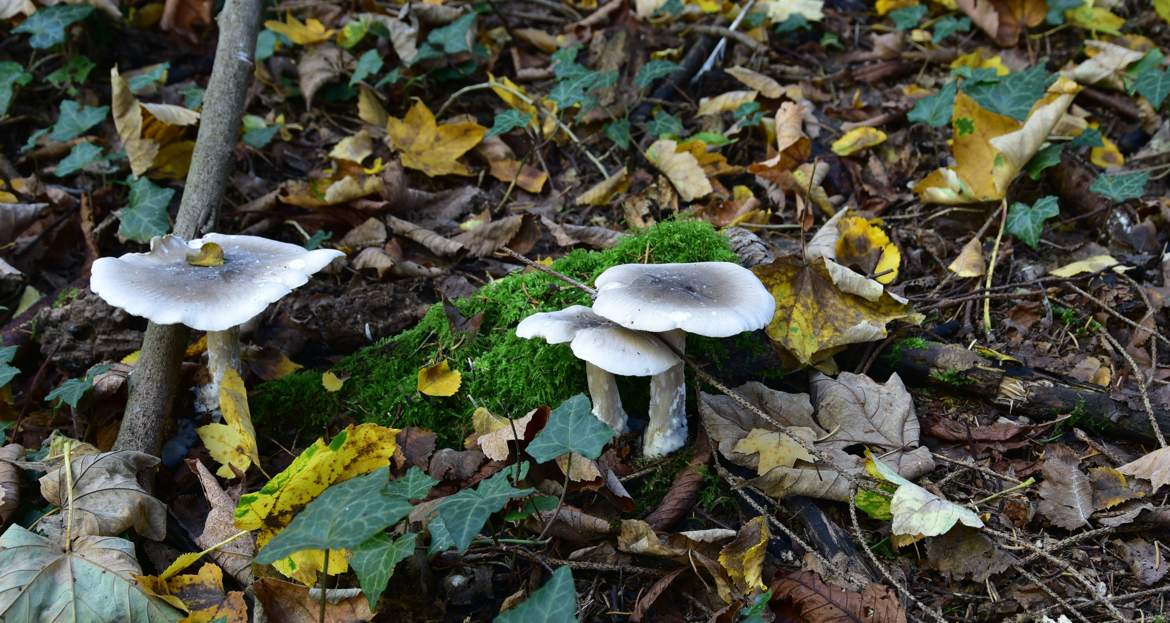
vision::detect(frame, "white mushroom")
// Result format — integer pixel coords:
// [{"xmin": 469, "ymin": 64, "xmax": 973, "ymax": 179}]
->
[
  {"xmin": 515, "ymin": 305, "xmax": 680, "ymax": 434},
  {"xmin": 90, "ymin": 233, "xmax": 343, "ymax": 411},
  {"xmin": 592, "ymin": 262, "xmax": 775, "ymax": 457}
]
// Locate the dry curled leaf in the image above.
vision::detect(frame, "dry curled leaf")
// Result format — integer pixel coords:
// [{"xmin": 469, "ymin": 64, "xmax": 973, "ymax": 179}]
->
[
  {"xmin": 188, "ymin": 459, "xmax": 254, "ymax": 585},
  {"xmin": 453, "ymin": 213, "xmax": 538, "ymax": 257},
  {"xmin": 1118, "ymin": 446, "xmax": 1170, "ymax": 493},
  {"xmin": 771, "ymin": 571, "xmax": 907, "ymax": 623},
  {"xmin": 299, "ymin": 44, "xmax": 344, "ymax": 110},
  {"xmin": 0, "ymin": 444, "xmax": 21, "ymax": 524},
  {"xmin": 1037, "ymin": 445, "xmax": 1093, "ymax": 530},
  {"xmin": 645, "ymin": 139, "xmax": 713, "ymax": 202},
  {"xmin": 251, "ymin": 578, "xmax": 374, "ymax": 623},
  {"xmin": 38, "ymin": 450, "xmax": 167, "ymax": 541}
]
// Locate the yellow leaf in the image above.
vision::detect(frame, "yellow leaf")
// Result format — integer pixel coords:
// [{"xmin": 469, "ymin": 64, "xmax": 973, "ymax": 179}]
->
[
  {"xmin": 234, "ymin": 423, "xmax": 400, "ymax": 584},
  {"xmin": 1090, "ymin": 135, "xmax": 1124, "ymax": 168},
  {"xmin": 875, "ymin": 0, "xmax": 916, "ymax": 15},
  {"xmin": 1050, "ymin": 254, "xmax": 1125, "ymax": 278},
  {"xmin": 725, "ymin": 66, "xmax": 783, "ymax": 98},
  {"xmin": 197, "ymin": 368, "xmax": 261, "ymax": 479},
  {"xmin": 488, "ymin": 158, "xmax": 548, "ymax": 193},
  {"xmin": 576, "ymin": 167, "xmax": 630, "ymax": 206},
  {"xmin": 263, "ymin": 14, "xmax": 335, "ymax": 45},
  {"xmin": 160, "ymin": 551, "xmax": 204, "ymax": 580},
  {"xmin": 733, "ymin": 428, "xmax": 815, "ymax": 475},
  {"xmin": 121, "ymin": 350, "xmax": 141, "ymax": 365},
  {"xmin": 948, "ymin": 237, "xmax": 986, "ymax": 277},
  {"xmin": 418, "ymin": 359, "xmax": 461, "ymax": 396},
  {"xmin": 473, "ymin": 409, "xmax": 537, "ymax": 461},
  {"xmin": 696, "ymin": 90, "xmax": 758, "ymax": 116},
  {"xmin": 831, "ymin": 127, "xmax": 887, "ymax": 156},
  {"xmin": 645, "ymin": 139, "xmax": 713, "ymax": 202},
  {"xmin": 1067, "ymin": 4, "xmax": 1124, "ymax": 36},
  {"xmin": 386, "ymin": 100, "xmax": 486, "ymax": 177},
  {"xmin": 137, "ymin": 563, "xmax": 248, "ymax": 621},
  {"xmin": 280, "ymin": 174, "xmax": 383, "ymax": 208},
  {"xmin": 322, "ymin": 371, "xmax": 346, "ymax": 392},
  {"xmin": 676, "ymin": 139, "xmax": 741, "ymax": 177},
  {"xmin": 357, "ymin": 86, "xmax": 388, "ymax": 128},
  {"xmin": 328, "ymin": 129, "xmax": 373, "ymax": 164},
  {"xmin": 835, "ymin": 216, "xmax": 900, "ymax": 284},
  {"xmin": 111, "ymin": 66, "xmax": 199, "ymax": 178},
  {"xmin": 950, "ymin": 50, "xmax": 1009, "ymax": 76},
  {"xmin": 1158, "ymin": 0, "xmax": 1170, "ymax": 24},
  {"xmin": 718, "ymin": 516, "xmax": 769, "ymax": 600},
  {"xmin": 766, "ymin": 0, "xmax": 824, "ymax": 23}
]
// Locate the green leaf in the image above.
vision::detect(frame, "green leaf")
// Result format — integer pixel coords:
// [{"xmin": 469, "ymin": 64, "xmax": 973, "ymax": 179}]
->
[
  {"xmin": 417, "ymin": 13, "xmax": 476, "ymax": 60},
  {"xmin": 339, "ymin": 18, "xmax": 370, "ymax": 49},
  {"xmin": 907, "ymin": 80, "xmax": 957, "ymax": 128},
  {"xmin": 690, "ymin": 131, "xmax": 734, "ymax": 146},
  {"xmin": 635, "ymin": 60, "xmax": 680, "ymax": 89},
  {"xmin": 774, "ymin": 13, "xmax": 810, "ymax": 33},
  {"xmin": 127, "ymin": 63, "xmax": 170, "ymax": 94},
  {"xmin": 733, "ymin": 100, "xmax": 763, "ymax": 125},
  {"xmin": 0, "ymin": 346, "xmax": 20, "ymax": 390},
  {"xmin": 375, "ymin": 68, "xmax": 402, "ymax": 88},
  {"xmin": 436, "ymin": 467, "xmax": 533, "ymax": 553},
  {"xmin": 0, "ymin": 524, "xmax": 182, "ymax": 622},
  {"xmin": 527, "ymin": 394, "xmax": 614, "ymax": 463},
  {"xmin": 551, "ymin": 45, "xmax": 581, "ymax": 67},
  {"xmin": 855, "ymin": 489, "xmax": 893, "ymax": 520},
  {"xmin": 1069, "ymin": 127, "xmax": 1103, "ymax": 149},
  {"xmin": 549, "ymin": 66, "xmax": 617, "ymax": 112},
  {"xmin": 55, "ymin": 141, "xmax": 104, "ymax": 177},
  {"xmin": 1024, "ymin": 143, "xmax": 1063, "ymax": 180},
  {"xmin": 1046, "ymin": 0, "xmax": 1082, "ymax": 24},
  {"xmin": 889, "ymin": 4, "xmax": 926, "ymax": 31},
  {"xmin": 0, "ymin": 62, "xmax": 32, "ymax": 117},
  {"xmin": 47, "ymin": 100, "xmax": 109, "ymax": 143},
  {"xmin": 1127, "ymin": 49, "xmax": 1165, "ymax": 90},
  {"xmin": 646, "ymin": 109, "xmax": 683, "ymax": 138},
  {"xmin": 243, "ymin": 125, "xmax": 279, "ymax": 149},
  {"xmin": 488, "ymin": 109, "xmax": 532, "ymax": 138},
  {"xmin": 931, "ymin": 15, "xmax": 970, "ymax": 42},
  {"xmin": 46, "ymin": 56, "xmax": 94, "ymax": 95},
  {"xmin": 963, "ymin": 65, "xmax": 1055, "ymax": 121},
  {"xmin": 256, "ymin": 30, "xmax": 278, "ymax": 62},
  {"xmin": 605, "ymin": 118, "xmax": 631, "ymax": 150},
  {"xmin": 46, "ymin": 363, "xmax": 111, "ymax": 410},
  {"xmin": 117, "ymin": 177, "xmax": 175, "ymax": 243},
  {"xmin": 1135, "ymin": 67, "xmax": 1170, "ymax": 109},
  {"xmin": 1006, "ymin": 195, "xmax": 1059, "ymax": 249},
  {"xmin": 1090, "ymin": 171, "xmax": 1149, "ymax": 202},
  {"xmin": 255, "ymin": 466, "xmax": 436, "ymax": 564},
  {"xmin": 494, "ymin": 566, "xmax": 577, "ymax": 623},
  {"xmin": 350, "ymin": 532, "xmax": 416, "ymax": 610},
  {"xmin": 503, "ymin": 494, "xmax": 559, "ymax": 522},
  {"xmin": 350, "ymin": 50, "xmax": 384, "ymax": 87},
  {"xmin": 13, "ymin": 4, "xmax": 95, "ymax": 49},
  {"xmin": 181, "ymin": 86, "xmax": 205, "ymax": 110}
]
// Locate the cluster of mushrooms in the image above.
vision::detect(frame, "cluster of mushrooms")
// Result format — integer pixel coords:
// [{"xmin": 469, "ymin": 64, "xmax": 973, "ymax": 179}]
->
[
  {"xmin": 517, "ymin": 262, "xmax": 774, "ymax": 457},
  {"xmin": 90, "ymin": 234, "xmax": 775, "ymax": 459}
]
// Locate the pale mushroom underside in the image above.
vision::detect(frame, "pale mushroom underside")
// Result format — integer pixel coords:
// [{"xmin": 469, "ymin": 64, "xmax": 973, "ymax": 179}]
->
[{"xmin": 515, "ymin": 305, "xmax": 680, "ymax": 376}]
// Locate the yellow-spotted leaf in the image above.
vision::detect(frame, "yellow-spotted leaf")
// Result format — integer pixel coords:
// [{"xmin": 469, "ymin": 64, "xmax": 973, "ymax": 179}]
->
[
  {"xmin": 386, "ymin": 101, "xmax": 486, "ymax": 177},
  {"xmin": 1090, "ymin": 135, "xmax": 1124, "ymax": 169},
  {"xmin": 418, "ymin": 359, "xmax": 461, "ymax": 396},
  {"xmin": 835, "ymin": 216, "xmax": 900, "ymax": 284},
  {"xmin": 646, "ymin": 139, "xmax": 712, "ymax": 202},
  {"xmin": 831, "ymin": 127, "xmax": 887, "ymax": 156},
  {"xmin": 197, "ymin": 369, "xmax": 260, "ymax": 479},
  {"xmin": 718, "ymin": 515, "xmax": 769, "ymax": 600},
  {"xmin": 263, "ymin": 14, "xmax": 335, "ymax": 45},
  {"xmin": 137, "ymin": 562, "xmax": 247, "ymax": 621},
  {"xmin": 234, "ymin": 423, "xmax": 400, "ymax": 584},
  {"xmin": 322, "ymin": 371, "xmax": 346, "ymax": 392}
]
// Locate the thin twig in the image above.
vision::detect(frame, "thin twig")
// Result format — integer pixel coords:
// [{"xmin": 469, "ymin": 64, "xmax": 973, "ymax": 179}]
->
[
  {"xmin": 1068, "ymin": 283, "xmax": 1170, "ymax": 350},
  {"xmin": 983, "ymin": 202, "xmax": 1008, "ymax": 338},
  {"xmin": 1097, "ymin": 328, "xmax": 1166, "ymax": 447}
]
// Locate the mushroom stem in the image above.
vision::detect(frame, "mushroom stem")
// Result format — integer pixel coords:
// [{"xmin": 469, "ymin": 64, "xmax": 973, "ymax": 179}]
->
[
  {"xmin": 644, "ymin": 331, "xmax": 687, "ymax": 458},
  {"xmin": 201, "ymin": 328, "xmax": 242, "ymax": 413},
  {"xmin": 585, "ymin": 362, "xmax": 628, "ymax": 434}
]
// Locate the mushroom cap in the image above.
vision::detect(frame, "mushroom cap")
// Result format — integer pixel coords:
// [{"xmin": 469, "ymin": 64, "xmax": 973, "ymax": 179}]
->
[
  {"xmin": 90, "ymin": 233, "xmax": 343, "ymax": 332},
  {"xmin": 515, "ymin": 305, "xmax": 681, "ymax": 376},
  {"xmin": 592, "ymin": 262, "xmax": 775, "ymax": 337}
]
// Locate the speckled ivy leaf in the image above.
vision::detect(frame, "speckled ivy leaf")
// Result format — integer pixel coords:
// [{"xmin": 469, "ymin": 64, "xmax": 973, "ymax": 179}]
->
[
  {"xmin": 350, "ymin": 49, "xmax": 383, "ymax": 87},
  {"xmin": 1134, "ymin": 66, "xmax": 1170, "ymax": 109},
  {"xmin": 907, "ymin": 81, "xmax": 956, "ymax": 128},
  {"xmin": 1090, "ymin": 171, "xmax": 1149, "ymax": 202},
  {"xmin": 646, "ymin": 109, "xmax": 683, "ymax": 139},
  {"xmin": 436, "ymin": 466, "xmax": 533, "ymax": 553},
  {"xmin": 128, "ymin": 63, "xmax": 169, "ymax": 95},
  {"xmin": 0, "ymin": 346, "xmax": 20, "ymax": 389},
  {"xmin": 931, "ymin": 15, "xmax": 970, "ymax": 42},
  {"xmin": 350, "ymin": 532, "xmax": 417, "ymax": 610},
  {"xmin": 494, "ymin": 566, "xmax": 577, "ymax": 623},
  {"xmin": 55, "ymin": 141, "xmax": 104, "ymax": 177},
  {"xmin": 527, "ymin": 394, "xmax": 614, "ymax": 463},
  {"xmin": 605, "ymin": 118, "xmax": 631, "ymax": 150},
  {"xmin": 47, "ymin": 100, "xmax": 109, "ymax": 143},
  {"xmin": 889, "ymin": 4, "xmax": 926, "ymax": 31},
  {"xmin": 635, "ymin": 60, "xmax": 680, "ymax": 89},
  {"xmin": 255, "ymin": 466, "xmax": 436, "ymax": 564},
  {"xmin": 13, "ymin": 4, "xmax": 94, "ymax": 49},
  {"xmin": 0, "ymin": 62, "xmax": 32, "ymax": 117},
  {"xmin": 415, "ymin": 13, "xmax": 475, "ymax": 62},
  {"xmin": 488, "ymin": 109, "xmax": 532, "ymax": 138},
  {"xmin": 963, "ymin": 65, "xmax": 1054, "ymax": 121},
  {"xmin": 1006, "ymin": 195, "xmax": 1059, "ymax": 249},
  {"xmin": 46, "ymin": 363, "xmax": 111, "ymax": 410},
  {"xmin": 117, "ymin": 177, "xmax": 174, "ymax": 243}
]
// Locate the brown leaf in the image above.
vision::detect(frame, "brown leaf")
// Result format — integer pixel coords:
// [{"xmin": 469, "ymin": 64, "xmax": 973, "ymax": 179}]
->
[
  {"xmin": 541, "ymin": 217, "xmax": 625, "ymax": 249},
  {"xmin": 386, "ymin": 215, "xmax": 466, "ymax": 257},
  {"xmin": 38, "ymin": 450, "xmax": 167, "ymax": 541},
  {"xmin": 428, "ymin": 448, "xmax": 487, "ymax": 482},
  {"xmin": 925, "ymin": 526, "xmax": 1013, "ymax": 582},
  {"xmin": 394, "ymin": 427, "xmax": 437, "ymax": 470},
  {"xmin": 1118, "ymin": 538, "xmax": 1169, "ymax": 586},
  {"xmin": 1117, "ymin": 446, "xmax": 1170, "ymax": 493},
  {"xmin": 645, "ymin": 432, "xmax": 712, "ymax": 530},
  {"xmin": 338, "ymin": 217, "xmax": 388, "ymax": 250},
  {"xmin": 530, "ymin": 505, "xmax": 616, "ymax": 541},
  {"xmin": 188, "ymin": 459, "xmax": 254, "ymax": 585},
  {"xmin": 1089, "ymin": 466, "xmax": 1148, "ymax": 511},
  {"xmin": 453, "ymin": 213, "xmax": 538, "ymax": 257},
  {"xmin": 1037, "ymin": 446, "xmax": 1093, "ymax": 530},
  {"xmin": 251, "ymin": 578, "xmax": 374, "ymax": 623},
  {"xmin": 298, "ymin": 44, "xmax": 343, "ymax": 109},
  {"xmin": 631, "ymin": 568, "xmax": 685, "ymax": 622},
  {"xmin": 160, "ymin": 0, "xmax": 213, "ymax": 42},
  {"xmin": 0, "ymin": 203, "xmax": 45, "ymax": 245},
  {"xmin": 0, "ymin": 444, "xmax": 21, "ymax": 524},
  {"xmin": 770, "ymin": 571, "xmax": 907, "ymax": 623}
]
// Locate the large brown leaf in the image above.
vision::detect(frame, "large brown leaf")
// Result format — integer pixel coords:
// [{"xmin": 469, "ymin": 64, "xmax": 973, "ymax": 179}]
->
[
  {"xmin": 771, "ymin": 571, "xmax": 906, "ymax": 623},
  {"xmin": 0, "ymin": 444, "xmax": 20, "ymax": 524},
  {"xmin": 38, "ymin": 450, "xmax": 167, "ymax": 541},
  {"xmin": 1037, "ymin": 445, "xmax": 1093, "ymax": 530}
]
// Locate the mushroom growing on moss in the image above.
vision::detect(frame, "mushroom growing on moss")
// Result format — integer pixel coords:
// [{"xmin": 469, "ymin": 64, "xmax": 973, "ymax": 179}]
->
[
  {"xmin": 91, "ymin": 234, "xmax": 342, "ymax": 410},
  {"xmin": 591, "ymin": 262, "xmax": 775, "ymax": 457},
  {"xmin": 516, "ymin": 305, "xmax": 680, "ymax": 434}
]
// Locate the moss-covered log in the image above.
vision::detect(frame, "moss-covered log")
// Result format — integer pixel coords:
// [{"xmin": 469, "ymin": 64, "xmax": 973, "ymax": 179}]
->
[{"xmin": 252, "ymin": 221, "xmax": 741, "ymax": 444}]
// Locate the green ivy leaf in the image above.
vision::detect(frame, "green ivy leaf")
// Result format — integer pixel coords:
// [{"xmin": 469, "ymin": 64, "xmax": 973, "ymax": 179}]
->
[
  {"xmin": 889, "ymin": 4, "xmax": 927, "ymax": 31},
  {"xmin": 46, "ymin": 56, "xmax": 94, "ymax": 95},
  {"xmin": 1006, "ymin": 195, "xmax": 1059, "ymax": 249},
  {"xmin": 635, "ymin": 60, "xmax": 680, "ymax": 89},
  {"xmin": 0, "ymin": 62, "xmax": 32, "ymax": 117},
  {"xmin": 527, "ymin": 394, "xmax": 614, "ymax": 463},
  {"xmin": 117, "ymin": 177, "xmax": 175, "ymax": 243},
  {"xmin": 436, "ymin": 467, "xmax": 533, "ymax": 553},
  {"xmin": 494, "ymin": 566, "xmax": 577, "ymax": 623},
  {"xmin": 963, "ymin": 65, "xmax": 1054, "ymax": 121},
  {"xmin": 1069, "ymin": 127, "xmax": 1103, "ymax": 149},
  {"xmin": 605, "ymin": 118, "xmax": 631, "ymax": 150},
  {"xmin": 1134, "ymin": 67, "xmax": 1170, "ymax": 109},
  {"xmin": 255, "ymin": 466, "xmax": 436, "ymax": 564},
  {"xmin": 774, "ymin": 13, "xmax": 810, "ymax": 33},
  {"xmin": 350, "ymin": 532, "xmax": 416, "ymax": 610},
  {"xmin": 1024, "ymin": 143, "xmax": 1063, "ymax": 180},
  {"xmin": 0, "ymin": 346, "xmax": 20, "ymax": 390},
  {"xmin": 690, "ymin": 131, "xmax": 734, "ymax": 146},
  {"xmin": 907, "ymin": 80, "xmax": 957, "ymax": 128},
  {"xmin": 47, "ymin": 100, "xmax": 109, "ymax": 143},
  {"xmin": 181, "ymin": 86, "xmax": 205, "ymax": 110},
  {"xmin": 488, "ymin": 109, "xmax": 532, "ymax": 138},
  {"xmin": 931, "ymin": 15, "xmax": 970, "ymax": 42},
  {"xmin": 1046, "ymin": 0, "xmax": 1082, "ymax": 24},
  {"xmin": 255, "ymin": 30, "xmax": 278, "ymax": 62},
  {"xmin": 13, "ymin": 4, "xmax": 95, "ymax": 49},
  {"xmin": 127, "ymin": 63, "xmax": 170, "ymax": 95},
  {"xmin": 55, "ymin": 141, "xmax": 104, "ymax": 177},
  {"xmin": 1090, "ymin": 171, "xmax": 1149, "ymax": 202},
  {"xmin": 646, "ymin": 109, "xmax": 683, "ymax": 139},
  {"xmin": 733, "ymin": 100, "xmax": 762, "ymax": 125},
  {"xmin": 350, "ymin": 50, "xmax": 383, "ymax": 87},
  {"xmin": 549, "ymin": 66, "xmax": 617, "ymax": 112},
  {"xmin": 46, "ymin": 363, "xmax": 111, "ymax": 410},
  {"xmin": 416, "ymin": 13, "xmax": 476, "ymax": 61}
]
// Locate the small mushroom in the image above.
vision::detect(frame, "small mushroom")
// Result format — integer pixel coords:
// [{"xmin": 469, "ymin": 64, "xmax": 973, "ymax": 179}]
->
[
  {"xmin": 515, "ymin": 305, "xmax": 680, "ymax": 434},
  {"xmin": 90, "ymin": 233, "xmax": 342, "ymax": 411},
  {"xmin": 592, "ymin": 262, "xmax": 775, "ymax": 457}
]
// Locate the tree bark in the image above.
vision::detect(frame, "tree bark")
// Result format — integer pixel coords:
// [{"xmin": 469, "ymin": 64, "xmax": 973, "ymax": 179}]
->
[{"xmin": 114, "ymin": 0, "xmax": 262, "ymax": 454}]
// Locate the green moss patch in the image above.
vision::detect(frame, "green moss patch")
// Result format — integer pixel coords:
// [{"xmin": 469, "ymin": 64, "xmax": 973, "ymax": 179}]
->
[{"xmin": 252, "ymin": 220, "xmax": 738, "ymax": 445}]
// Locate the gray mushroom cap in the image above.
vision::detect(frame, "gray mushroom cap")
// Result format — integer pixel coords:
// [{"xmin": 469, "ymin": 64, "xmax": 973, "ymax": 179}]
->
[
  {"xmin": 515, "ymin": 305, "xmax": 680, "ymax": 376},
  {"xmin": 592, "ymin": 262, "xmax": 775, "ymax": 337},
  {"xmin": 90, "ymin": 233, "xmax": 343, "ymax": 332}
]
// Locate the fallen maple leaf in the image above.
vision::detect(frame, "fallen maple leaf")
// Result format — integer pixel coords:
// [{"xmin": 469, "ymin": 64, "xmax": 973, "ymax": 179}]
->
[
  {"xmin": 387, "ymin": 100, "xmax": 486, "ymax": 177},
  {"xmin": 645, "ymin": 139, "xmax": 713, "ymax": 202},
  {"xmin": 137, "ymin": 562, "xmax": 247, "ymax": 621},
  {"xmin": 263, "ymin": 13, "xmax": 335, "ymax": 45},
  {"xmin": 38, "ymin": 449, "xmax": 167, "ymax": 541}
]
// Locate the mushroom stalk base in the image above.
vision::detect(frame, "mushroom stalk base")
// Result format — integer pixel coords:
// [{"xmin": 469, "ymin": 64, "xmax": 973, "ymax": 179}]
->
[
  {"xmin": 585, "ymin": 363, "xmax": 628, "ymax": 434},
  {"xmin": 644, "ymin": 333, "xmax": 687, "ymax": 458},
  {"xmin": 200, "ymin": 328, "xmax": 242, "ymax": 414}
]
